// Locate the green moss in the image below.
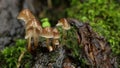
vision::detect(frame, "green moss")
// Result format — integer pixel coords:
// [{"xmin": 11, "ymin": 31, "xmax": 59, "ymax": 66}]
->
[
  {"xmin": 67, "ymin": 0, "xmax": 120, "ymax": 56},
  {"xmin": 41, "ymin": 18, "xmax": 51, "ymax": 28},
  {"xmin": 0, "ymin": 39, "xmax": 32, "ymax": 68},
  {"xmin": 66, "ymin": 0, "xmax": 120, "ymax": 67}
]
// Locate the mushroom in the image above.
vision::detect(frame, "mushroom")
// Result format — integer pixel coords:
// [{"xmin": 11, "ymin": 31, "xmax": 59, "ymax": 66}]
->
[
  {"xmin": 17, "ymin": 9, "xmax": 42, "ymax": 52},
  {"xmin": 41, "ymin": 27, "xmax": 60, "ymax": 51},
  {"xmin": 56, "ymin": 18, "xmax": 71, "ymax": 30},
  {"xmin": 17, "ymin": 9, "xmax": 35, "ymax": 23},
  {"xmin": 41, "ymin": 27, "xmax": 54, "ymax": 51},
  {"xmin": 56, "ymin": 18, "xmax": 71, "ymax": 39},
  {"xmin": 53, "ymin": 28, "xmax": 60, "ymax": 46},
  {"xmin": 25, "ymin": 19, "xmax": 42, "ymax": 51}
]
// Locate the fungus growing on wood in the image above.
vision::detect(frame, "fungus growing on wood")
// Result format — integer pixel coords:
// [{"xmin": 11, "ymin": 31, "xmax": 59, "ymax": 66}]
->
[
  {"xmin": 56, "ymin": 18, "xmax": 71, "ymax": 30},
  {"xmin": 25, "ymin": 19, "xmax": 42, "ymax": 51},
  {"xmin": 40, "ymin": 18, "xmax": 56, "ymax": 51},
  {"xmin": 41, "ymin": 27, "xmax": 54, "ymax": 52},
  {"xmin": 41, "ymin": 27, "xmax": 60, "ymax": 51},
  {"xmin": 17, "ymin": 9, "xmax": 42, "ymax": 52},
  {"xmin": 56, "ymin": 18, "xmax": 71, "ymax": 40}
]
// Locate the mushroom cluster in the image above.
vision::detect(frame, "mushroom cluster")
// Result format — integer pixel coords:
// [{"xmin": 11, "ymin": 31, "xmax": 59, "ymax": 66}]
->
[{"xmin": 17, "ymin": 9, "xmax": 64, "ymax": 52}]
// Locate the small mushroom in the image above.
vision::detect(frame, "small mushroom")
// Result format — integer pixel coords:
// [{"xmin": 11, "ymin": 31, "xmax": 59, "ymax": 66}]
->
[
  {"xmin": 56, "ymin": 18, "xmax": 71, "ymax": 40},
  {"xmin": 41, "ymin": 27, "xmax": 54, "ymax": 51},
  {"xmin": 56, "ymin": 18, "xmax": 71, "ymax": 30},
  {"xmin": 52, "ymin": 28, "xmax": 60, "ymax": 49},
  {"xmin": 17, "ymin": 9, "xmax": 35, "ymax": 23},
  {"xmin": 17, "ymin": 9, "xmax": 42, "ymax": 52},
  {"xmin": 25, "ymin": 19, "xmax": 42, "ymax": 51}
]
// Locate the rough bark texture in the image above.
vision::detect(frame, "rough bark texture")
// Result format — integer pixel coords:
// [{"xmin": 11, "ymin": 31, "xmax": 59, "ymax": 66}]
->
[{"xmin": 68, "ymin": 18, "xmax": 117, "ymax": 68}]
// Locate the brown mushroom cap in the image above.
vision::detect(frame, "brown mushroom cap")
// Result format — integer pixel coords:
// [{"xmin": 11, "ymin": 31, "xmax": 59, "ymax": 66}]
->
[
  {"xmin": 17, "ymin": 9, "xmax": 35, "ymax": 23},
  {"xmin": 25, "ymin": 19, "xmax": 42, "ymax": 39},
  {"xmin": 25, "ymin": 28, "xmax": 33, "ymax": 39},
  {"xmin": 41, "ymin": 27, "xmax": 53, "ymax": 38},
  {"xmin": 26, "ymin": 19, "xmax": 42, "ymax": 33},
  {"xmin": 56, "ymin": 18, "xmax": 71, "ymax": 30}
]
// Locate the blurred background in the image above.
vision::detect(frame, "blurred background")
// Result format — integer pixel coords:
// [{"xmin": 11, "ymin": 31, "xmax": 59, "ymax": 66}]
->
[{"xmin": 0, "ymin": 0, "xmax": 120, "ymax": 67}]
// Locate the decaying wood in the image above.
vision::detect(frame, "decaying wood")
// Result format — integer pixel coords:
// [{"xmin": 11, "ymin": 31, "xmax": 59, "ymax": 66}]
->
[{"xmin": 67, "ymin": 18, "xmax": 117, "ymax": 68}]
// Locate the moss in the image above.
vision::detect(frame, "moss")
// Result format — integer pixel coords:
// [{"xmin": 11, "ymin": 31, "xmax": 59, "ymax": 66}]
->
[
  {"xmin": 67, "ymin": 0, "xmax": 120, "ymax": 56},
  {"xmin": 41, "ymin": 18, "xmax": 51, "ymax": 28},
  {"xmin": 66, "ymin": 0, "xmax": 120, "ymax": 67},
  {"xmin": 0, "ymin": 39, "xmax": 32, "ymax": 68}
]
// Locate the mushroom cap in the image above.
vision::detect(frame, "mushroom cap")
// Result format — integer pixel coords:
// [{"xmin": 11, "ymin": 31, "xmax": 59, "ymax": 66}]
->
[
  {"xmin": 26, "ymin": 19, "xmax": 42, "ymax": 33},
  {"xmin": 56, "ymin": 18, "xmax": 71, "ymax": 30},
  {"xmin": 25, "ymin": 27, "xmax": 41, "ymax": 39},
  {"xmin": 25, "ymin": 28, "xmax": 33, "ymax": 39},
  {"xmin": 53, "ymin": 28, "xmax": 60, "ymax": 39},
  {"xmin": 41, "ymin": 27, "xmax": 53, "ymax": 38},
  {"xmin": 25, "ymin": 19, "xmax": 42, "ymax": 39},
  {"xmin": 17, "ymin": 9, "xmax": 35, "ymax": 23}
]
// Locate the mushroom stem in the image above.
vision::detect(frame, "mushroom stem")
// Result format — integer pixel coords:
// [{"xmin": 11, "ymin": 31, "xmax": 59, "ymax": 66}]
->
[
  {"xmin": 46, "ymin": 38, "xmax": 53, "ymax": 51},
  {"xmin": 27, "ymin": 37, "xmax": 31, "ymax": 52},
  {"xmin": 52, "ymin": 39, "xmax": 59, "ymax": 49},
  {"xmin": 33, "ymin": 30, "xmax": 39, "ymax": 50},
  {"xmin": 33, "ymin": 36, "xmax": 38, "ymax": 50},
  {"xmin": 52, "ymin": 39, "xmax": 56, "ymax": 49},
  {"xmin": 46, "ymin": 38, "xmax": 50, "ymax": 50},
  {"xmin": 46, "ymin": 38, "xmax": 49, "ymax": 47}
]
